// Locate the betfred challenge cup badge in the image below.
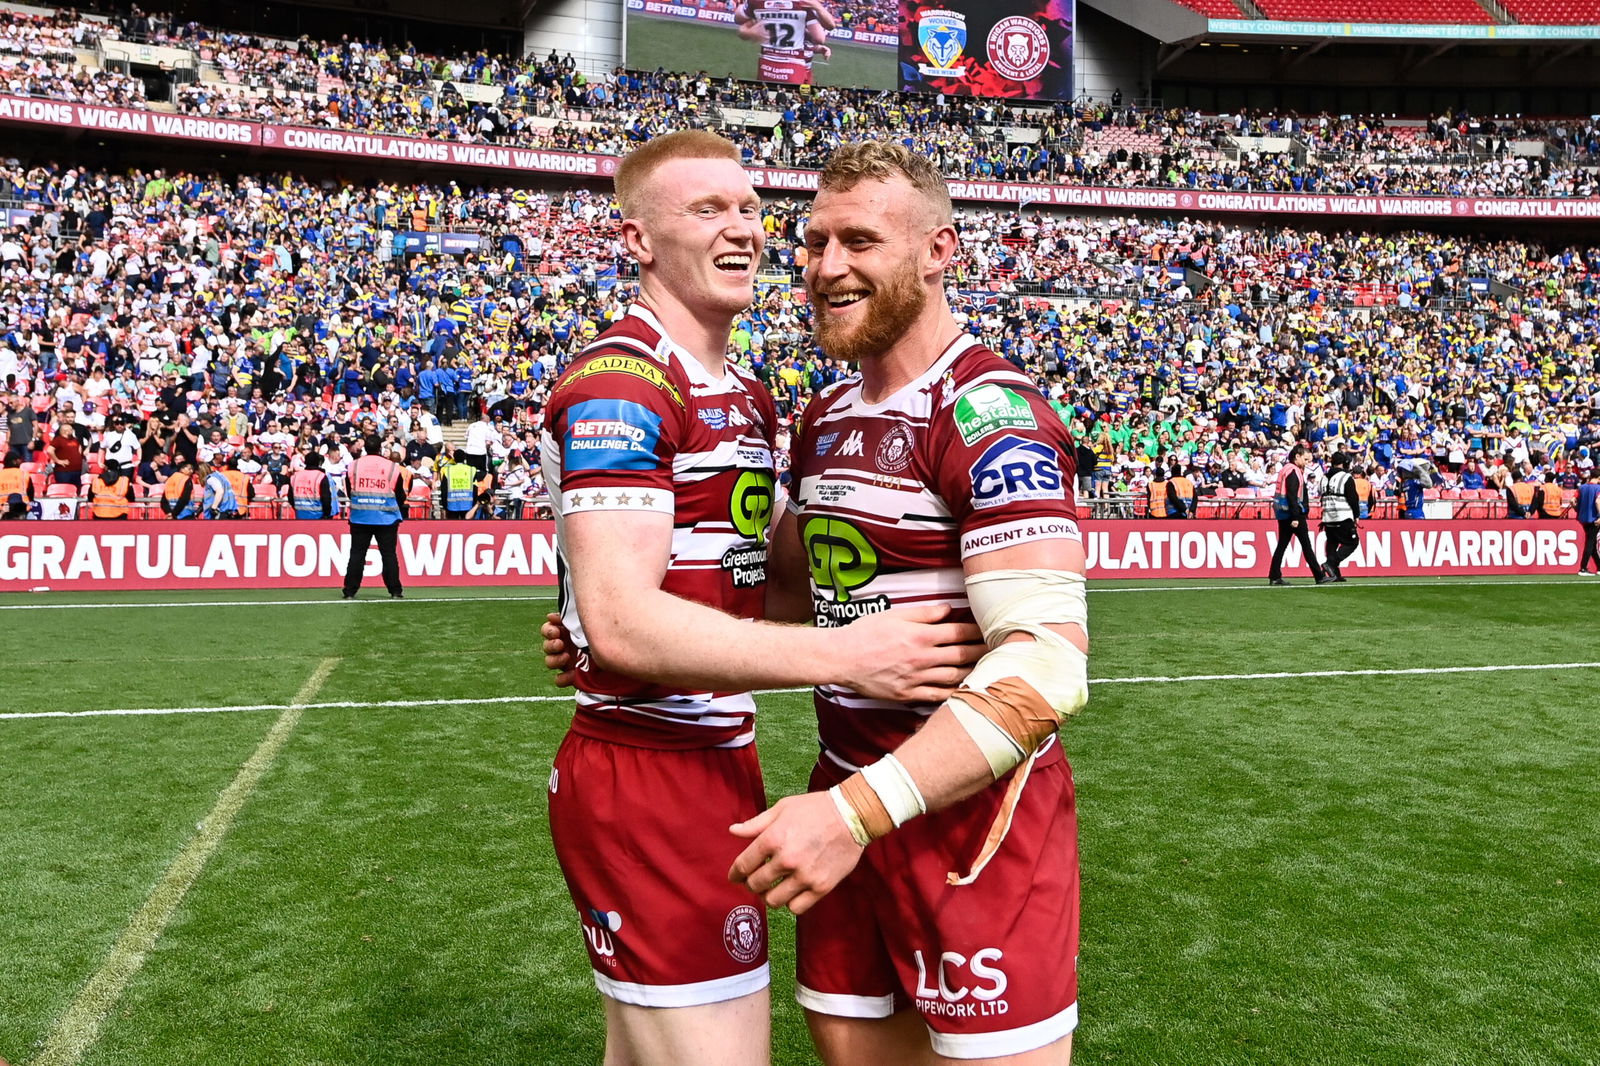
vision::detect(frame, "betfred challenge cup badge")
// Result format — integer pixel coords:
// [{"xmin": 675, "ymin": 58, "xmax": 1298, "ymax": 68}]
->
[
  {"xmin": 987, "ymin": 16, "xmax": 1050, "ymax": 82},
  {"xmin": 916, "ymin": 9, "xmax": 967, "ymax": 77}
]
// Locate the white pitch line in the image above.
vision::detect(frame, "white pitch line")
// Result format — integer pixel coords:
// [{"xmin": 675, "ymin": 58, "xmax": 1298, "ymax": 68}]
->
[
  {"xmin": 6, "ymin": 663, "xmax": 1599, "ymax": 724},
  {"xmin": 27, "ymin": 656, "xmax": 340, "ymax": 1066},
  {"xmin": 1093, "ymin": 661, "xmax": 1600, "ymax": 684},
  {"xmin": 0, "ymin": 575, "xmax": 1590, "ymax": 611}
]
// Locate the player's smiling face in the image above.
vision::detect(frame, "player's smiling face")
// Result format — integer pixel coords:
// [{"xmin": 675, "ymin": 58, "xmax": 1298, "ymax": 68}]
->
[
  {"xmin": 636, "ymin": 156, "xmax": 764, "ymax": 318},
  {"xmin": 804, "ymin": 176, "xmax": 932, "ymax": 364}
]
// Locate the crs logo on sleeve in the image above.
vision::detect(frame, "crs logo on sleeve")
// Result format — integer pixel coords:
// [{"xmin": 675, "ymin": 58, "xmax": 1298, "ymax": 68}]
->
[
  {"xmin": 564, "ymin": 398, "xmax": 663, "ymax": 472},
  {"xmin": 968, "ymin": 436, "xmax": 1064, "ymax": 511}
]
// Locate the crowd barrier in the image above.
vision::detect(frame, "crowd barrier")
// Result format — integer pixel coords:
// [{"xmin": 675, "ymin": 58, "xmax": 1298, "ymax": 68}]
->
[{"xmin": 0, "ymin": 518, "xmax": 1585, "ymax": 592}]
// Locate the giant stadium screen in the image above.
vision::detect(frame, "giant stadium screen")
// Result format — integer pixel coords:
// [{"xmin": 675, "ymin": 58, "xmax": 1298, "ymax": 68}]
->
[{"xmin": 623, "ymin": 0, "xmax": 1075, "ymax": 101}]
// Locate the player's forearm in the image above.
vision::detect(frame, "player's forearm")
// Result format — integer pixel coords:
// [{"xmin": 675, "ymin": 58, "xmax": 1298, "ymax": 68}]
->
[
  {"xmin": 581, "ymin": 584, "xmax": 847, "ymax": 691},
  {"xmin": 885, "ymin": 704, "xmax": 1000, "ymax": 813}
]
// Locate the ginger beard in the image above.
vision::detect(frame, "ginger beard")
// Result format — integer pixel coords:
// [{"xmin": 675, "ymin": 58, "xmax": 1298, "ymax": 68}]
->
[{"xmin": 810, "ymin": 250, "xmax": 927, "ymax": 365}]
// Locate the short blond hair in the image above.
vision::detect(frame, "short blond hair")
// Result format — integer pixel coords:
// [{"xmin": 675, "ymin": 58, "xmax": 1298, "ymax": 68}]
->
[
  {"xmin": 614, "ymin": 130, "xmax": 743, "ymax": 220},
  {"xmin": 818, "ymin": 140, "xmax": 953, "ymax": 225}
]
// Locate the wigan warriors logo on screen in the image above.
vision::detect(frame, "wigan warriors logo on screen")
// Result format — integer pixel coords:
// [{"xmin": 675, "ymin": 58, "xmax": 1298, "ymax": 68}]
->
[{"xmin": 986, "ymin": 16, "xmax": 1050, "ymax": 82}]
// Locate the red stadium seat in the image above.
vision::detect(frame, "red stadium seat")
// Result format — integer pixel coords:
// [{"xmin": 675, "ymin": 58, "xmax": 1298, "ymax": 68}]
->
[
  {"xmin": 250, "ymin": 484, "xmax": 281, "ymax": 520},
  {"xmin": 1170, "ymin": 0, "xmax": 1248, "ymax": 18},
  {"xmin": 1500, "ymin": 0, "xmax": 1600, "ymax": 24},
  {"xmin": 1256, "ymin": 0, "xmax": 1490, "ymax": 21},
  {"xmin": 406, "ymin": 484, "xmax": 434, "ymax": 520},
  {"xmin": 45, "ymin": 482, "xmax": 81, "ymax": 497}
]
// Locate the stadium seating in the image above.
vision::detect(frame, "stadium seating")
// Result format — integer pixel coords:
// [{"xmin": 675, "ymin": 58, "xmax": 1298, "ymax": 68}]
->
[
  {"xmin": 1255, "ymin": 0, "xmax": 1492, "ymax": 21},
  {"xmin": 1170, "ymin": 0, "xmax": 1250, "ymax": 17},
  {"xmin": 1500, "ymin": 0, "xmax": 1600, "ymax": 22}
]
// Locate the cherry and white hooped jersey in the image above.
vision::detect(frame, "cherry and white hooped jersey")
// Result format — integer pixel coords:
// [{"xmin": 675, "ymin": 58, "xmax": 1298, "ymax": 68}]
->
[
  {"xmin": 787, "ymin": 335, "xmax": 1082, "ymax": 772},
  {"xmin": 540, "ymin": 303, "xmax": 779, "ymax": 750},
  {"xmin": 750, "ymin": 0, "xmax": 817, "ymax": 85}
]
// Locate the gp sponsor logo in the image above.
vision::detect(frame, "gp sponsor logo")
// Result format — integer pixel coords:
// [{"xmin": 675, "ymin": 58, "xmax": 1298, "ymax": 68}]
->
[
  {"xmin": 969, "ymin": 436, "xmax": 1064, "ymax": 510},
  {"xmin": 913, "ymin": 947, "xmax": 1009, "ymax": 1017},
  {"xmin": 698, "ymin": 407, "xmax": 728, "ymax": 430},
  {"xmin": 564, "ymin": 399, "xmax": 663, "ymax": 472},
  {"xmin": 556, "ymin": 355, "xmax": 684, "ymax": 407},
  {"xmin": 815, "ymin": 431, "xmax": 840, "ymax": 456},
  {"xmin": 723, "ymin": 904, "xmax": 765, "ymax": 965},
  {"xmin": 802, "ymin": 516, "xmax": 889, "ymax": 625},
  {"xmin": 723, "ymin": 471, "xmax": 775, "ymax": 588},
  {"xmin": 961, "ymin": 517, "xmax": 1082, "ymax": 558},
  {"xmin": 730, "ymin": 471, "xmax": 776, "ymax": 545},
  {"xmin": 954, "ymin": 384, "xmax": 1037, "ymax": 445}
]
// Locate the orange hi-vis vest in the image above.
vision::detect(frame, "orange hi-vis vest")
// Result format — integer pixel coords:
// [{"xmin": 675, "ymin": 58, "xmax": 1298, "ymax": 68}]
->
[
  {"xmin": 1511, "ymin": 482, "xmax": 1537, "ymax": 511},
  {"xmin": 163, "ymin": 472, "xmax": 195, "ymax": 517},
  {"xmin": 223, "ymin": 469, "xmax": 250, "ymax": 507},
  {"xmin": 1171, "ymin": 474, "xmax": 1195, "ymax": 506},
  {"xmin": 1540, "ymin": 486, "xmax": 1565, "ymax": 517},
  {"xmin": 91, "ymin": 475, "xmax": 131, "ymax": 518},
  {"xmin": 1146, "ymin": 480, "xmax": 1169, "ymax": 518},
  {"xmin": 0, "ymin": 467, "xmax": 27, "ymax": 498}
]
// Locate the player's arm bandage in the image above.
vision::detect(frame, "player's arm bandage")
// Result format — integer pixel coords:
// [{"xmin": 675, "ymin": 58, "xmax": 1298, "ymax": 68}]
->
[
  {"xmin": 829, "ymin": 754, "xmax": 926, "ymax": 847},
  {"xmin": 947, "ymin": 569, "xmax": 1090, "ymax": 779}
]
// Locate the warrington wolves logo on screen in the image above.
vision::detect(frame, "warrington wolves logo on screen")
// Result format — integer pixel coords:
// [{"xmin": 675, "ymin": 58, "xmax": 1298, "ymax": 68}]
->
[{"xmin": 916, "ymin": 9, "xmax": 967, "ymax": 76}]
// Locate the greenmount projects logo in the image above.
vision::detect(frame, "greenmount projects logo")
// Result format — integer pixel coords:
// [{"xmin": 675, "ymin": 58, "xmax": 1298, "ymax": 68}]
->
[{"xmin": 802, "ymin": 516, "xmax": 891, "ymax": 625}]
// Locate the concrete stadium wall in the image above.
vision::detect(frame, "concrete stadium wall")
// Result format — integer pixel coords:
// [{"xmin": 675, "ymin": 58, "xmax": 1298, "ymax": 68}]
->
[
  {"xmin": 523, "ymin": 0, "xmax": 622, "ymax": 74},
  {"xmin": 1074, "ymin": 3, "xmax": 1157, "ymax": 104}
]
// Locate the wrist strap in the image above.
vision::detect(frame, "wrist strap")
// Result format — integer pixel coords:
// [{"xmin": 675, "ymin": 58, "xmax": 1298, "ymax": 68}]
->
[{"xmin": 829, "ymin": 754, "xmax": 927, "ymax": 848}]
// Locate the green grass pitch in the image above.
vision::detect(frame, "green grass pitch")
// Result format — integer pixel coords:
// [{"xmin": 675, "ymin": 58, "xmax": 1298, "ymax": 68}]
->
[
  {"xmin": 626, "ymin": 15, "xmax": 897, "ymax": 91},
  {"xmin": 1, "ymin": 576, "xmax": 1597, "ymax": 1065}
]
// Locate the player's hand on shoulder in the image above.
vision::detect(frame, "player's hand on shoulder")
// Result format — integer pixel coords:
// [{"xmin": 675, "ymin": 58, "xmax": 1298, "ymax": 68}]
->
[
  {"xmin": 836, "ymin": 603, "xmax": 984, "ymax": 703},
  {"xmin": 541, "ymin": 611, "xmax": 577, "ymax": 688},
  {"xmin": 728, "ymin": 791, "xmax": 862, "ymax": 915}
]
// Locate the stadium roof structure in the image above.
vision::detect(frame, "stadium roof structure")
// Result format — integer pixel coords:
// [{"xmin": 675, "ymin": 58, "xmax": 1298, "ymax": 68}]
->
[
  {"xmin": 1091, "ymin": 0, "xmax": 1600, "ymax": 39},
  {"xmin": 1087, "ymin": 0, "xmax": 1600, "ymax": 72}
]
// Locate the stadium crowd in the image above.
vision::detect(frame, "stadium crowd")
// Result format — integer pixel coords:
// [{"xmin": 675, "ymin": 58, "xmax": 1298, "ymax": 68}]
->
[
  {"xmin": 2, "ymin": 151, "xmax": 1597, "ymax": 519},
  {"xmin": 5, "ymin": 5, "xmax": 1600, "ymax": 200}
]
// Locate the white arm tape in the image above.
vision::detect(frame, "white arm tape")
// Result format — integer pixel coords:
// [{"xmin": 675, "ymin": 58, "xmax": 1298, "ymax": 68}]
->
[
  {"xmin": 828, "ymin": 754, "xmax": 926, "ymax": 847},
  {"xmin": 861, "ymin": 753, "xmax": 926, "ymax": 827},
  {"xmin": 949, "ymin": 569, "xmax": 1090, "ymax": 778}
]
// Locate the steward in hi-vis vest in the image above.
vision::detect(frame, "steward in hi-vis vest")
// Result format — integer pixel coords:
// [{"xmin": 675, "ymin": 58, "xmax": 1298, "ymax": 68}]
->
[
  {"xmin": 341, "ymin": 449, "xmax": 407, "ymax": 600},
  {"xmin": 290, "ymin": 452, "xmax": 338, "ymax": 519},
  {"xmin": 90, "ymin": 462, "xmax": 134, "ymax": 519},
  {"xmin": 162, "ymin": 459, "xmax": 197, "ymax": 519}
]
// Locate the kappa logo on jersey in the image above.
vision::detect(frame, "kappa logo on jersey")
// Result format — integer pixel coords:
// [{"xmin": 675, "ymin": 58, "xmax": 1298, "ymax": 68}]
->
[
  {"xmin": 876, "ymin": 423, "xmax": 916, "ymax": 474},
  {"xmin": 815, "ymin": 431, "xmax": 840, "ymax": 456},
  {"xmin": 723, "ymin": 904, "xmax": 765, "ymax": 965},
  {"xmin": 802, "ymin": 516, "xmax": 891, "ymax": 625},
  {"xmin": 954, "ymin": 384, "xmax": 1038, "ymax": 445},
  {"xmin": 837, "ymin": 430, "xmax": 866, "ymax": 457},
  {"xmin": 698, "ymin": 407, "xmax": 728, "ymax": 430},
  {"xmin": 564, "ymin": 398, "xmax": 663, "ymax": 472},
  {"xmin": 726, "ymin": 403, "xmax": 753, "ymax": 428},
  {"xmin": 969, "ymin": 436, "xmax": 1065, "ymax": 510},
  {"xmin": 584, "ymin": 908, "xmax": 624, "ymax": 963}
]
